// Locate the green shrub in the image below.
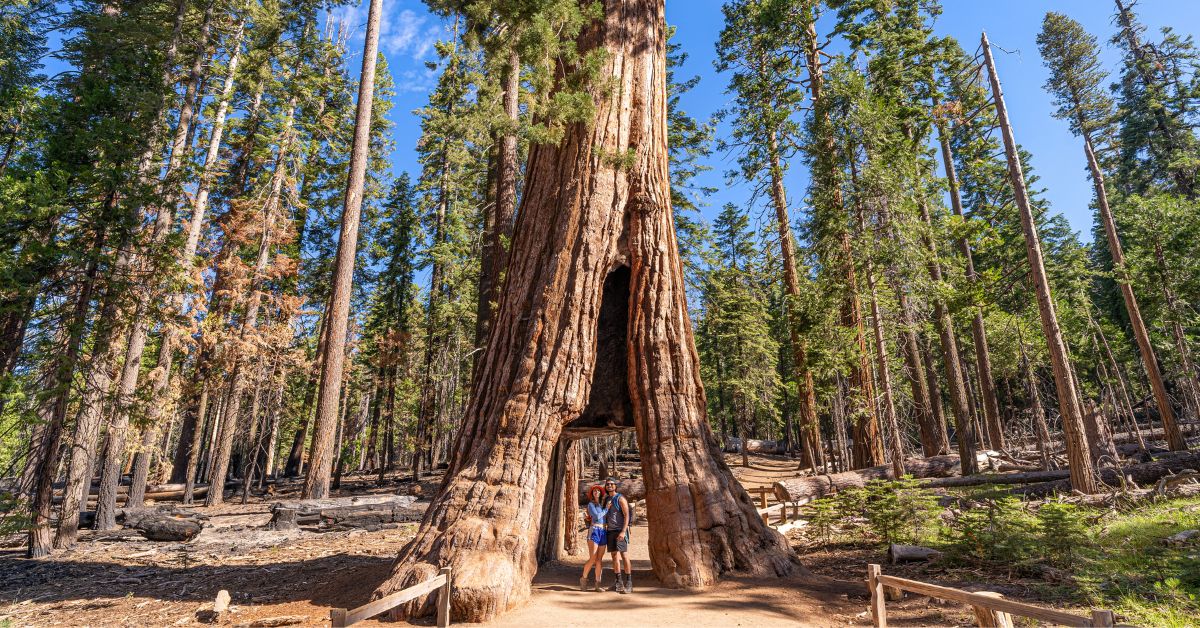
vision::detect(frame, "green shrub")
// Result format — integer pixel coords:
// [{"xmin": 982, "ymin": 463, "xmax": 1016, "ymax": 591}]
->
[
  {"xmin": 804, "ymin": 496, "xmax": 839, "ymax": 546},
  {"xmin": 942, "ymin": 495, "xmax": 1035, "ymax": 564},
  {"xmin": 1037, "ymin": 501, "xmax": 1090, "ymax": 565},
  {"xmin": 861, "ymin": 476, "xmax": 942, "ymax": 545}
]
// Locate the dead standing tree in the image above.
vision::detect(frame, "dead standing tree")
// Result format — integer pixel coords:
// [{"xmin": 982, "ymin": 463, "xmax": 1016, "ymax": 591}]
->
[
  {"xmin": 982, "ymin": 32, "xmax": 1097, "ymax": 493},
  {"xmin": 371, "ymin": 0, "xmax": 797, "ymax": 621}
]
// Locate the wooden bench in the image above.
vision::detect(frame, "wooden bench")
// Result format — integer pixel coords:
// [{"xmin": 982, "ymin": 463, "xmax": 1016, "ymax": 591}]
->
[
  {"xmin": 866, "ymin": 564, "xmax": 1114, "ymax": 627},
  {"xmin": 331, "ymin": 567, "xmax": 452, "ymax": 627}
]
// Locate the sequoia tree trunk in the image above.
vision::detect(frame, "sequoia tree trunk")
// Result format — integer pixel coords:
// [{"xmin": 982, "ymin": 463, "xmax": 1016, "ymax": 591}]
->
[{"xmin": 372, "ymin": 2, "xmax": 796, "ymax": 620}]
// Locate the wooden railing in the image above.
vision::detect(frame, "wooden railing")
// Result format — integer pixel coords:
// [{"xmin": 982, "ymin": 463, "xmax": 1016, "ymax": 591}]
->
[
  {"xmin": 331, "ymin": 567, "xmax": 452, "ymax": 627},
  {"xmin": 749, "ymin": 486, "xmax": 809, "ymax": 526},
  {"xmin": 867, "ymin": 564, "xmax": 1115, "ymax": 628}
]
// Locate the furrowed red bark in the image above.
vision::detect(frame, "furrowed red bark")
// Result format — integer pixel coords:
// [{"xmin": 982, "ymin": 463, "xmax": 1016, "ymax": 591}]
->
[{"xmin": 372, "ymin": 2, "xmax": 797, "ymax": 620}]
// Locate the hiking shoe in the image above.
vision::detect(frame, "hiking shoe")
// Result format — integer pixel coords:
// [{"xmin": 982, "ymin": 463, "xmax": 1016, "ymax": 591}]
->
[
  {"xmin": 579, "ymin": 577, "xmax": 588, "ymax": 592},
  {"xmin": 624, "ymin": 578, "xmax": 633, "ymax": 594},
  {"xmin": 610, "ymin": 576, "xmax": 623, "ymax": 592},
  {"xmin": 592, "ymin": 579, "xmax": 602, "ymax": 592}
]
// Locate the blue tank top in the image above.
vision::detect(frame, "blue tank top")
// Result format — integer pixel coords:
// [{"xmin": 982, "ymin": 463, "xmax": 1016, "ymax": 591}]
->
[{"xmin": 587, "ymin": 502, "xmax": 608, "ymax": 528}]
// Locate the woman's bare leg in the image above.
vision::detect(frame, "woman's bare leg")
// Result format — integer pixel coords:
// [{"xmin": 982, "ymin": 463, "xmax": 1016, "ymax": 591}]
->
[
  {"xmin": 581, "ymin": 539, "xmax": 596, "ymax": 577},
  {"xmin": 592, "ymin": 543, "xmax": 606, "ymax": 581}
]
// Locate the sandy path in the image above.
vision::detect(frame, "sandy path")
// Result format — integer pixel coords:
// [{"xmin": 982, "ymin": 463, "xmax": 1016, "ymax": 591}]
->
[{"xmin": 486, "ymin": 524, "xmax": 859, "ymax": 628}]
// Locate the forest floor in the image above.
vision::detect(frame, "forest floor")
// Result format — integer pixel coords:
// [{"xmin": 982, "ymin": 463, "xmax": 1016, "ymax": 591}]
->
[{"xmin": 1, "ymin": 452, "xmax": 1193, "ymax": 626}]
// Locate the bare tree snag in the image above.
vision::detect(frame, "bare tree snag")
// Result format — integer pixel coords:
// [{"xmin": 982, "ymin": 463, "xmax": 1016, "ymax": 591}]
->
[
  {"xmin": 372, "ymin": 2, "xmax": 796, "ymax": 620},
  {"xmin": 983, "ymin": 31, "xmax": 1097, "ymax": 493},
  {"xmin": 303, "ymin": 0, "xmax": 383, "ymax": 499}
]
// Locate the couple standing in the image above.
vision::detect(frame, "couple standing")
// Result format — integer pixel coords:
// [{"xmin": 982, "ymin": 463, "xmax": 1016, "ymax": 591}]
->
[{"xmin": 580, "ymin": 477, "xmax": 633, "ymax": 593}]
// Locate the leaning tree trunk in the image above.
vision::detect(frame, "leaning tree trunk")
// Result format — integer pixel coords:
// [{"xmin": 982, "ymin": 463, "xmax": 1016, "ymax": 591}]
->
[
  {"xmin": 132, "ymin": 16, "xmax": 248, "ymax": 502},
  {"xmin": 917, "ymin": 195, "xmax": 978, "ymax": 476},
  {"xmin": 371, "ymin": 1, "xmax": 796, "ymax": 620},
  {"xmin": 800, "ymin": 13, "xmax": 880, "ymax": 469},
  {"xmin": 1080, "ymin": 128, "xmax": 1185, "ymax": 450},
  {"xmin": 476, "ymin": 48, "xmax": 520, "ymax": 350},
  {"xmin": 983, "ymin": 32, "xmax": 1097, "ymax": 493}
]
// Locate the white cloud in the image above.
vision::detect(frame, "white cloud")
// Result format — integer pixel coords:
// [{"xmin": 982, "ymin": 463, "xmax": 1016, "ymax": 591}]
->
[{"xmin": 334, "ymin": 0, "xmax": 443, "ymax": 62}]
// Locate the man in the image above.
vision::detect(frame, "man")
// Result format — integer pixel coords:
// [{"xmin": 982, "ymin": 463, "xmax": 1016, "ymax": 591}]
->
[{"xmin": 603, "ymin": 477, "xmax": 633, "ymax": 593}]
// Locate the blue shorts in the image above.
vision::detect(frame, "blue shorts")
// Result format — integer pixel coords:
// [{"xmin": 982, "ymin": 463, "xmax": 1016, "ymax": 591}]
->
[{"xmin": 589, "ymin": 527, "xmax": 607, "ymax": 545}]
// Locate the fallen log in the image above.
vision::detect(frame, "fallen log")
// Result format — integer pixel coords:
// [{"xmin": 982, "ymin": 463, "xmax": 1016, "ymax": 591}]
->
[
  {"xmin": 887, "ymin": 544, "xmax": 941, "ymax": 564},
  {"xmin": 922, "ymin": 470, "xmax": 1069, "ymax": 489},
  {"xmin": 576, "ymin": 478, "xmax": 644, "ymax": 506},
  {"xmin": 1012, "ymin": 452, "xmax": 1200, "ymax": 498},
  {"xmin": 268, "ymin": 494, "xmax": 422, "ymax": 529},
  {"xmin": 117, "ymin": 506, "xmax": 207, "ymax": 527},
  {"xmin": 772, "ymin": 454, "xmax": 988, "ymax": 502},
  {"xmin": 125, "ymin": 513, "xmax": 203, "ymax": 542},
  {"xmin": 723, "ymin": 438, "xmax": 786, "ymax": 454}
]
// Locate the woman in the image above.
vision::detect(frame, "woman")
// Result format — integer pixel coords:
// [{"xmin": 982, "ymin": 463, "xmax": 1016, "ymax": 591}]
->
[{"xmin": 580, "ymin": 484, "xmax": 608, "ymax": 591}]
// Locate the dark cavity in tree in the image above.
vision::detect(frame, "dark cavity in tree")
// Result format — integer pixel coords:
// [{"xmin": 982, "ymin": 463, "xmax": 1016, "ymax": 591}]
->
[{"xmin": 563, "ymin": 265, "xmax": 634, "ymax": 440}]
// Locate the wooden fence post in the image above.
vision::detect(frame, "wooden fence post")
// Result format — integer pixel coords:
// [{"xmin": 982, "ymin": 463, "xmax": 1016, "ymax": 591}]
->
[
  {"xmin": 1090, "ymin": 609, "xmax": 1114, "ymax": 627},
  {"xmin": 971, "ymin": 592, "xmax": 1013, "ymax": 628},
  {"xmin": 437, "ymin": 566, "xmax": 452, "ymax": 627},
  {"xmin": 867, "ymin": 564, "xmax": 886, "ymax": 628},
  {"xmin": 330, "ymin": 608, "xmax": 348, "ymax": 628}
]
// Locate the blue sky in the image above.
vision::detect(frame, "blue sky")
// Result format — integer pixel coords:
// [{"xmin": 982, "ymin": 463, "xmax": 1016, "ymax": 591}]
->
[{"xmin": 360, "ymin": 0, "xmax": 1200, "ymax": 245}]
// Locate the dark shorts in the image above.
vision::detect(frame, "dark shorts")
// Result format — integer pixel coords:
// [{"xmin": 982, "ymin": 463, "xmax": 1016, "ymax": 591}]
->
[{"xmin": 606, "ymin": 529, "xmax": 629, "ymax": 552}]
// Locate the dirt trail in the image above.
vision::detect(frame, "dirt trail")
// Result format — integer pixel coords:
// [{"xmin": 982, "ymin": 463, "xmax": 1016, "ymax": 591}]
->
[
  {"xmin": 0, "ymin": 458, "xmax": 876, "ymax": 627},
  {"xmin": 487, "ymin": 523, "xmax": 860, "ymax": 628}
]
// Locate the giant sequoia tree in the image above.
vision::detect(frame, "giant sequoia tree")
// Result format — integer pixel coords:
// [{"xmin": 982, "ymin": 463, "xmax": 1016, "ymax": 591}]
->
[{"xmin": 372, "ymin": 0, "xmax": 797, "ymax": 620}]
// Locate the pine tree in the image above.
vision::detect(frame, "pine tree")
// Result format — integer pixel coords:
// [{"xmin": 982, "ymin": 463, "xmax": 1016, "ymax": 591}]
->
[
  {"xmin": 1038, "ymin": 11, "xmax": 1184, "ymax": 451},
  {"xmin": 717, "ymin": 0, "xmax": 829, "ymax": 470},
  {"xmin": 704, "ymin": 204, "xmax": 781, "ymax": 467}
]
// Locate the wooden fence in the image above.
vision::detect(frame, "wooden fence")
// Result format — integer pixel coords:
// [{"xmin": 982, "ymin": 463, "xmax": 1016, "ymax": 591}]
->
[
  {"xmin": 867, "ymin": 564, "xmax": 1115, "ymax": 628},
  {"xmin": 330, "ymin": 567, "xmax": 452, "ymax": 627},
  {"xmin": 748, "ymin": 486, "xmax": 809, "ymax": 527}
]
